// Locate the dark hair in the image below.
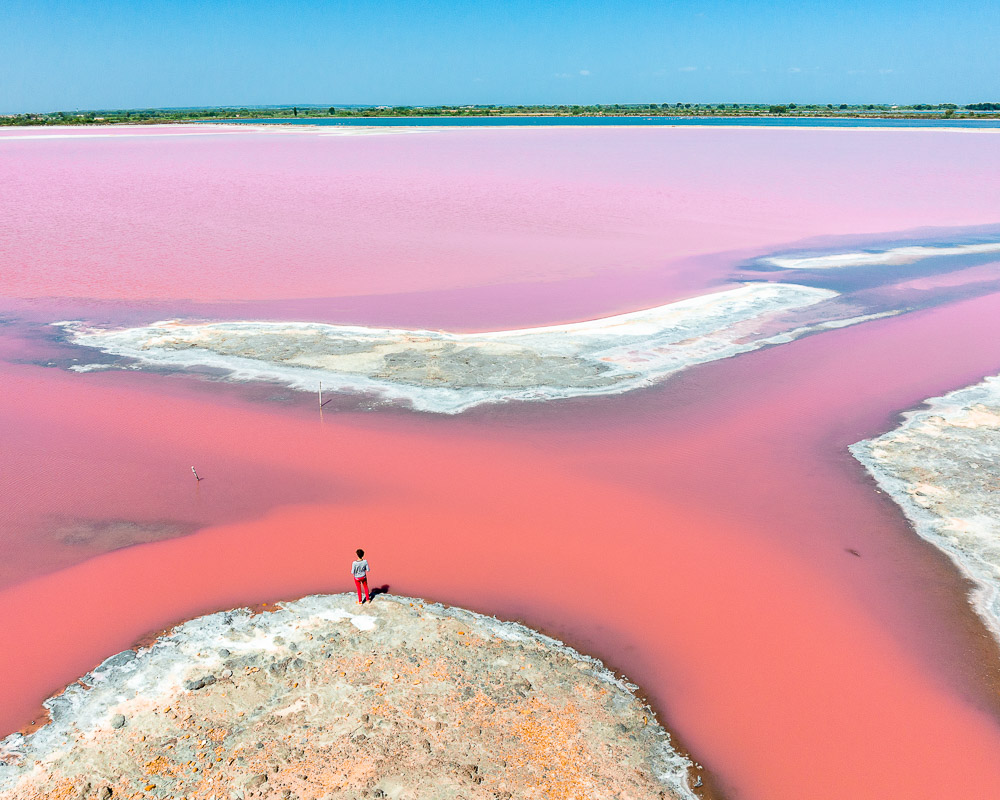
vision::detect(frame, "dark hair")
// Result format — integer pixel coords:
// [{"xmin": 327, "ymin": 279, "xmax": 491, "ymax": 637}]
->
[{"xmin": 356, "ymin": 548, "xmax": 364, "ymax": 558}]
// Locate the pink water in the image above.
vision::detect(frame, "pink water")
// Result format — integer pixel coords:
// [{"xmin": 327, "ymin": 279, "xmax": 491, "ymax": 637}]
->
[
  {"xmin": 3, "ymin": 126, "xmax": 1000, "ymax": 800},
  {"xmin": 3, "ymin": 126, "xmax": 999, "ymax": 306}
]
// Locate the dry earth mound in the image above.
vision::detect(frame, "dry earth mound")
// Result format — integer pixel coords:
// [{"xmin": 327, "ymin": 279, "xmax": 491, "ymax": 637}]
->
[{"xmin": 0, "ymin": 594, "xmax": 696, "ymax": 800}]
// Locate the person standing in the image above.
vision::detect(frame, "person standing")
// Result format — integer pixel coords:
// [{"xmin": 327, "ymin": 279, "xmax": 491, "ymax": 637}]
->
[{"xmin": 352, "ymin": 549, "xmax": 370, "ymax": 604}]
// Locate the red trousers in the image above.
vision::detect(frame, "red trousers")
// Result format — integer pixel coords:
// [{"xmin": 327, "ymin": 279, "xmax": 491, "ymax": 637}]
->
[{"xmin": 354, "ymin": 575, "xmax": 370, "ymax": 602}]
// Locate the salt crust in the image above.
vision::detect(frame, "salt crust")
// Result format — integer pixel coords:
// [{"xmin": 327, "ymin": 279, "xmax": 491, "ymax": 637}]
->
[
  {"xmin": 61, "ymin": 282, "xmax": 837, "ymax": 414},
  {"xmin": 851, "ymin": 374, "xmax": 1000, "ymax": 640},
  {"xmin": 0, "ymin": 594, "xmax": 697, "ymax": 799},
  {"xmin": 764, "ymin": 241, "xmax": 1000, "ymax": 270}
]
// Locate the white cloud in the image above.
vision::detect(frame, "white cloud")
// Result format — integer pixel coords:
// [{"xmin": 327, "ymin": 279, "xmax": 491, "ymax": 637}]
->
[
  {"xmin": 679, "ymin": 66, "xmax": 697, "ymax": 72},
  {"xmin": 579, "ymin": 69, "xmax": 591, "ymax": 76},
  {"xmin": 788, "ymin": 67, "xmax": 802, "ymax": 73}
]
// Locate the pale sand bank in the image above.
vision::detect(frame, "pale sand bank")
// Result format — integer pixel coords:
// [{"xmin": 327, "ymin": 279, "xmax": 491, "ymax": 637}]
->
[
  {"xmin": 852, "ymin": 374, "xmax": 1000, "ymax": 640},
  {"xmin": 61, "ymin": 283, "xmax": 852, "ymax": 413},
  {"xmin": 0, "ymin": 594, "xmax": 696, "ymax": 800},
  {"xmin": 763, "ymin": 241, "xmax": 1000, "ymax": 270}
]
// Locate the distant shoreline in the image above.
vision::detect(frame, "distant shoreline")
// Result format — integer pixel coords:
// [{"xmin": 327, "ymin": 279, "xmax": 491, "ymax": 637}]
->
[
  {"xmin": 5, "ymin": 118, "xmax": 1000, "ymax": 136},
  {"xmin": 4, "ymin": 103, "xmax": 999, "ymax": 128},
  {"xmin": 219, "ymin": 117, "xmax": 1000, "ymax": 132}
]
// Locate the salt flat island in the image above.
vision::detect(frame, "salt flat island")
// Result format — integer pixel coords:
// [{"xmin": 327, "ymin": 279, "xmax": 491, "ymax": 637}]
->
[
  {"xmin": 852, "ymin": 375, "xmax": 1000, "ymax": 640},
  {"xmin": 0, "ymin": 595, "xmax": 695, "ymax": 800},
  {"xmin": 59, "ymin": 282, "xmax": 874, "ymax": 413}
]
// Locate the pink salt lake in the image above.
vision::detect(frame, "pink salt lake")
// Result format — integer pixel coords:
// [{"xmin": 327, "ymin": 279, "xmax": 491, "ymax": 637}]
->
[{"xmin": 2, "ymin": 125, "xmax": 1000, "ymax": 799}]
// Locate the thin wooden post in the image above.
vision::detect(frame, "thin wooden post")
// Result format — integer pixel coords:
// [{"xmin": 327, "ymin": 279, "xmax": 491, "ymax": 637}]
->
[
  {"xmin": 191, "ymin": 466, "xmax": 202, "ymax": 482},
  {"xmin": 319, "ymin": 381, "xmax": 323, "ymax": 408}
]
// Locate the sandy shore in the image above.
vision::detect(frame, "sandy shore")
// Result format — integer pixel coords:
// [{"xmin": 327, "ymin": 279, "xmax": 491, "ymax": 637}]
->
[
  {"xmin": 0, "ymin": 594, "xmax": 699, "ymax": 800},
  {"xmin": 851, "ymin": 373, "xmax": 1000, "ymax": 640}
]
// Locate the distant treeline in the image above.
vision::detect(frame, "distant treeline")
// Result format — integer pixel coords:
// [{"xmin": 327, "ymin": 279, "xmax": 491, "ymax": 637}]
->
[{"xmin": 2, "ymin": 102, "xmax": 998, "ymax": 126}]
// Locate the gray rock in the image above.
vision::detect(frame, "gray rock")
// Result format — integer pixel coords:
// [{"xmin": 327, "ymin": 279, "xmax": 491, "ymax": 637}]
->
[
  {"xmin": 269, "ymin": 658, "xmax": 291, "ymax": 677},
  {"xmin": 95, "ymin": 651, "xmax": 136, "ymax": 673},
  {"xmin": 110, "ymin": 714, "xmax": 125, "ymax": 730},
  {"xmin": 245, "ymin": 773, "xmax": 268, "ymax": 788},
  {"xmin": 182, "ymin": 674, "xmax": 217, "ymax": 691}
]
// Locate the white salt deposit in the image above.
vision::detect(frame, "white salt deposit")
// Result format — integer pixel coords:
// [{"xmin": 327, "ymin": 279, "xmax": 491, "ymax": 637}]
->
[
  {"xmin": 764, "ymin": 241, "xmax": 1000, "ymax": 270},
  {"xmin": 60, "ymin": 283, "xmax": 841, "ymax": 413}
]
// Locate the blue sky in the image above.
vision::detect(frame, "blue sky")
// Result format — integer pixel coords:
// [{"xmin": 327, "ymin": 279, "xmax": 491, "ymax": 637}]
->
[{"xmin": 2, "ymin": 0, "xmax": 998, "ymax": 112}]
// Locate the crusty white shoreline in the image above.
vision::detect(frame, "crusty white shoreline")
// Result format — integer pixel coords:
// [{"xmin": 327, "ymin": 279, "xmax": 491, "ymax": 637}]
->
[{"xmin": 851, "ymin": 374, "xmax": 1000, "ymax": 640}]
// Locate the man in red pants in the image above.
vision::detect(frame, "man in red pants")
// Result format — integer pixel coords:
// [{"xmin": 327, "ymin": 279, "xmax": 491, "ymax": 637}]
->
[{"xmin": 352, "ymin": 548, "xmax": 370, "ymax": 604}]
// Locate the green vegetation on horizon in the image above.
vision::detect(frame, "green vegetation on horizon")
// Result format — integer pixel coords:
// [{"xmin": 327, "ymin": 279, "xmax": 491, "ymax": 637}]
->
[{"xmin": 3, "ymin": 101, "xmax": 999, "ymax": 126}]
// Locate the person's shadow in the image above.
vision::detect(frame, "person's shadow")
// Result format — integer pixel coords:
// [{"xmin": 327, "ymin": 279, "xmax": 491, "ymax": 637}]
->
[{"xmin": 368, "ymin": 584, "xmax": 390, "ymax": 601}]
